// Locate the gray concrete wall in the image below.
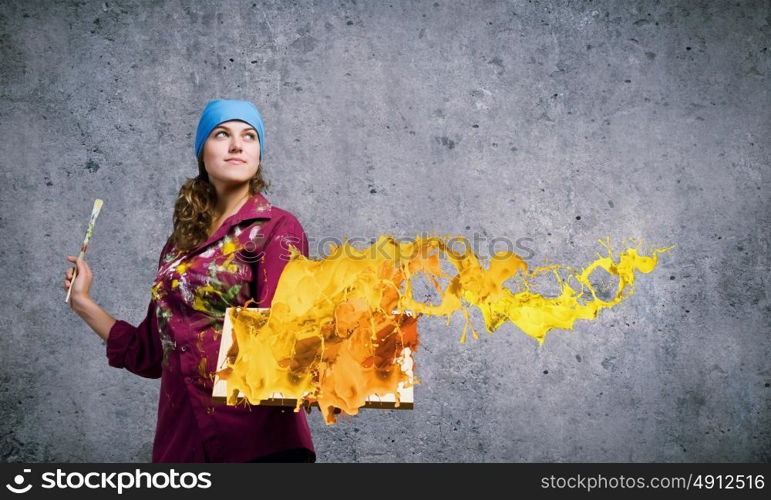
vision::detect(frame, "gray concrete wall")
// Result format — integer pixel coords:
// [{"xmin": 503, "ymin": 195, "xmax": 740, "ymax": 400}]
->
[{"xmin": 1, "ymin": 0, "xmax": 768, "ymax": 462}]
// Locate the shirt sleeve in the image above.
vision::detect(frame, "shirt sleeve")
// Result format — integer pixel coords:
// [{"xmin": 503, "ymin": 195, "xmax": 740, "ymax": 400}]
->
[
  {"xmin": 105, "ymin": 239, "xmax": 171, "ymax": 379},
  {"xmin": 255, "ymin": 215, "xmax": 309, "ymax": 308}
]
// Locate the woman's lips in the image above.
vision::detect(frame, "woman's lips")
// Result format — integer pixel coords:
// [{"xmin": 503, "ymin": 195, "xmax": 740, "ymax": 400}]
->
[{"xmin": 226, "ymin": 159, "xmax": 246, "ymax": 164}]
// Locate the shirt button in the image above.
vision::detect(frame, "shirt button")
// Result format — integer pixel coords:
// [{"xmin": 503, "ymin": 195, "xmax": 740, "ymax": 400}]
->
[
  {"xmin": 184, "ymin": 377, "xmax": 192, "ymax": 384},
  {"xmin": 180, "ymin": 346, "xmax": 187, "ymax": 352}
]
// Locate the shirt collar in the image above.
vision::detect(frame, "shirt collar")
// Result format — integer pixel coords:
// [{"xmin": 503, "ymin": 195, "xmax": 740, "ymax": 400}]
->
[
  {"xmin": 189, "ymin": 192, "xmax": 272, "ymax": 254},
  {"xmin": 230, "ymin": 192, "xmax": 273, "ymax": 225}
]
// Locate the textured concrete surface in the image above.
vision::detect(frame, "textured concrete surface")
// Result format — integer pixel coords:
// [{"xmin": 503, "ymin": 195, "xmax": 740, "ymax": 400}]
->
[{"xmin": 1, "ymin": 0, "xmax": 768, "ymax": 462}]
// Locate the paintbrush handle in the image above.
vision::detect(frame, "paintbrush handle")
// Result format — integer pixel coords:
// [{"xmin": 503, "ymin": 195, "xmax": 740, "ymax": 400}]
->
[{"xmin": 65, "ymin": 267, "xmax": 77, "ymax": 303}]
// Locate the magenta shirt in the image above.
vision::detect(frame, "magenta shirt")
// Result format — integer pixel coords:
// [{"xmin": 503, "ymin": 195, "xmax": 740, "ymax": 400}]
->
[{"xmin": 106, "ymin": 193, "xmax": 315, "ymax": 462}]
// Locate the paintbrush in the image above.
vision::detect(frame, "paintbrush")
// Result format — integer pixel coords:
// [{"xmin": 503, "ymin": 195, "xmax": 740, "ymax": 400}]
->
[{"xmin": 65, "ymin": 199, "xmax": 104, "ymax": 304}]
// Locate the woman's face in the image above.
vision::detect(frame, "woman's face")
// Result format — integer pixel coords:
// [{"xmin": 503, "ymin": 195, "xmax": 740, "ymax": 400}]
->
[{"xmin": 201, "ymin": 120, "xmax": 261, "ymax": 188}]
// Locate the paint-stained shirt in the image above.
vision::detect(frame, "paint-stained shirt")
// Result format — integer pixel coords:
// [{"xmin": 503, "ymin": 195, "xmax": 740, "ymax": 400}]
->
[{"xmin": 105, "ymin": 192, "xmax": 315, "ymax": 463}]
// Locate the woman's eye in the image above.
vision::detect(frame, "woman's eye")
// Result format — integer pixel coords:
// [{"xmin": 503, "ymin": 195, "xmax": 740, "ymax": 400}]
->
[
  {"xmin": 215, "ymin": 130, "xmax": 227, "ymax": 137},
  {"xmin": 246, "ymin": 133, "xmax": 256, "ymax": 140}
]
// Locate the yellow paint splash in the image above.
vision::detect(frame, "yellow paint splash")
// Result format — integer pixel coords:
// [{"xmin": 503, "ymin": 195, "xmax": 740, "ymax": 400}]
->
[{"xmin": 217, "ymin": 235, "xmax": 672, "ymax": 424}]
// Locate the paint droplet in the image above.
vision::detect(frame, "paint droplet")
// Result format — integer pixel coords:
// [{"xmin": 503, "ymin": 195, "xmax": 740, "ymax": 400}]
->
[
  {"xmin": 575, "ymin": 215, "xmax": 581, "ymax": 220},
  {"xmin": 543, "ymin": 370, "xmax": 549, "ymax": 374}
]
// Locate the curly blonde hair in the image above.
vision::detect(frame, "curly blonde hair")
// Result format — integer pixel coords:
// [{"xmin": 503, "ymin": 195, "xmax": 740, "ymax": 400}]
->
[{"xmin": 170, "ymin": 157, "xmax": 269, "ymax": 251}]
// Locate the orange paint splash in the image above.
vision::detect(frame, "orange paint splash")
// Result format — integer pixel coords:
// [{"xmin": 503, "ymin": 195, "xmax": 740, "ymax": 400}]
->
[{"xmin": 216, "ymin": 235, "xmax": 672, "ymax": 424}]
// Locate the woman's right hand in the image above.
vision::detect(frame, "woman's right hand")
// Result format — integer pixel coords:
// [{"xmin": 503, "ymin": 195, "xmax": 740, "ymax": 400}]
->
[{"xmin": 64, "ymin": 255, "xmax": 93, "ymax": 307}]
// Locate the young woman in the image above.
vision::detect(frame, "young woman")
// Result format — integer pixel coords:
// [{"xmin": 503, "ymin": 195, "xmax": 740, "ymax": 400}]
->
[{"xmin": 63, "ymin": 99, "xmax": 316, "ymax": 463}]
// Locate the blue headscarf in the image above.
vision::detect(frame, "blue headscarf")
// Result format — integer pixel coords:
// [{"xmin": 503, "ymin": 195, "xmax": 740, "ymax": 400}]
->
[{"xmin": 194, "ymin": 99, "xmax": 265, "ymax": 160}]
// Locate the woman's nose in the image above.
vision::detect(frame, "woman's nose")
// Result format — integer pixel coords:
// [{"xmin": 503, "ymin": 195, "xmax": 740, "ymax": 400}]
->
[{"xmin": 229, "ymin": 136, "xmax": 243, "ymax": 151}]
